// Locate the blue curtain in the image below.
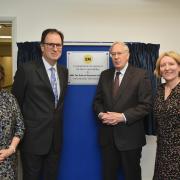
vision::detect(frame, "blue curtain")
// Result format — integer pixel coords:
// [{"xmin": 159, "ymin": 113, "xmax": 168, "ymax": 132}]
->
[
  {"xmin": 127, "ymin": 42, "xmax": 160, "ymax": 135},
  {"xmin": 16, "ymin": 41, "xmax": 160, "ymax": 135},
  {"xmin": 17, "ymin": 42, "xmax": 41, "ymax": 66}
]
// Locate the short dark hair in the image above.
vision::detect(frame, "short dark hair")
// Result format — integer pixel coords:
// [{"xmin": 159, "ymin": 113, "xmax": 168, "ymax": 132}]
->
[
  {"xmin": 40, "ymin": 29, "xmax": 64, "ymax": 45},
  {"xmin": 0, "ymin": 65, "xmax": 5, "ymax": 90}
]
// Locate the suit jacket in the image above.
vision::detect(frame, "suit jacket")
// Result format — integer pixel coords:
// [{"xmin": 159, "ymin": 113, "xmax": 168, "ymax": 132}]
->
[
  {"xmin": 93, "ymin": 65, "xmax": 152, "ymax": 151},
  {"xmin": 12, "ymin": 59, "xmax": 68, "ymax": 155}
]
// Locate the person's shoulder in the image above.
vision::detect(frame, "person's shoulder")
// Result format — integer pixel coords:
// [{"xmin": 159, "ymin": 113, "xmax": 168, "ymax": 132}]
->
[
  {"xmin": 177, "ymin": 82, "xmax": 180, "ymax": 88},
  {"xmin": 18, "ymin": 60, "xmax": 39, "ymax": 70},
  {"xmin": 127, "ymin": 65, "xmax": 147, "ymax": 78},
  {"xmin": 128, "ymin": 65, "xmax": 146, "ymax": 73},
  {"xmin": 1, "ymin": 89, "xmax": 15, "ymax": 102},
  {"xmin": 176, "ymin": 83, "xmax": 180, "ymax": 94},
  {"xmin": 157, "ymin": 83, "xmax": 165, "ymax": 91},
  {"xmin": 154, "ymin": 83, "xmax": 164, "ymax": 96},
  {"xmin": 1, "ymin": 88, "xmax": 10, "ymax": 95},
  {"xmin": 57, "ymin": 64, "xmax": 68, "ymax": 72},
  {"xmin": 101, "ymin": 68, "xmax": 114, "ymax": 75}
]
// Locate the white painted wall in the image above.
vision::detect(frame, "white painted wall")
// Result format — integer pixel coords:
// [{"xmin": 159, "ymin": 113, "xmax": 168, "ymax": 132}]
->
[
  {"xmin": 1, "ymin": 0, "xmax": 180, "ymax": 49},
  {"xmin": 1, "ymin": 0, "xmax": 180, "ymax": 71},
  {"xmin": 0, "ymin": 0, "xmax": 179, "ymax": 179},
  {"xmin": 1, "ymin": 0, "xmax": 180, "ymax": 68}
]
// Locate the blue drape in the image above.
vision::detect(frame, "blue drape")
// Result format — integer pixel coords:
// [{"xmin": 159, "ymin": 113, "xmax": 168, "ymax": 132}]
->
[
  {"xmin": 127, "ymin": 42, "xmax": 160, "ymax": 135},
  {"xmin": 16, "ymin": 41, "xmax": 160, "ymax": 180},
  {"xmin": 17, "ymin": 42, "xmax": 41, "ymax": 66},
  {"xmin": 16, "ymin": 41, "xmax": 160, "ymax": 135}
]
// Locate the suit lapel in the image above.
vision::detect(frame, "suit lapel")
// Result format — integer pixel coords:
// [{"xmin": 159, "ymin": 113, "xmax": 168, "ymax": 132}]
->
[
  {"xmin": 112, "ymin": 65, "xmax": 133, "ymax": 104},
  {"xmin": 106, "ymin": 68, "xmax": 116, "ymax": 102},
  {"xmin": 35, "ymin": 60, "xmax": 55, "ymax": 107},
  {"xmin": 35, "ymin": 60, "xmax": 66, "ymax": 109},
  {"xmin": 35, "ymin": 60, "xmax": 52, "ymax": 91},
  {"xmin": 56, "ymin": 65, "xmax": 65, "ymax": 107}
]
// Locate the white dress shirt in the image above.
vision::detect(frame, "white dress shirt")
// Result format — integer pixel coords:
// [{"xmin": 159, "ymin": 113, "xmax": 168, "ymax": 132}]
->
[{"xmin": 42, "ymin": 57, "xmax": 60, "ymax": 98}]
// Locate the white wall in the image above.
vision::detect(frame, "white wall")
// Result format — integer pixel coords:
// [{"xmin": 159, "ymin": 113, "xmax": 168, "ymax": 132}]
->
[
  {"xmin": 0, "ymin": 0, "xmax": 179, "ymax": 179},
  {"xmin": 141, "ymin": 135, "xmax": 157, "ymax": 180},
  {"xmin": 1, "ymin": 0, "xmax": 180, "ymax": 49},
  {"xmin": 1, "ymin": 0, "xmax": 180, "ymax": 71}
]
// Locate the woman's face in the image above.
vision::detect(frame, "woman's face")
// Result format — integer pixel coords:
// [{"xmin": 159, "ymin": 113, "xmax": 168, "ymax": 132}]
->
[{"xmin": 160, "ymin": 56, "xmax": 180, "ymax": 82}]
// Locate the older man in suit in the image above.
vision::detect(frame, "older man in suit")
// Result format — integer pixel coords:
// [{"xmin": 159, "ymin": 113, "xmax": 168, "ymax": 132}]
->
[
  {"xmin": 12, "ymin": 29, "xmax": 68, "ymax": 180},
  {"xmin": 93, "ymin": 41, "xmax": 152, "ymax": 180}
]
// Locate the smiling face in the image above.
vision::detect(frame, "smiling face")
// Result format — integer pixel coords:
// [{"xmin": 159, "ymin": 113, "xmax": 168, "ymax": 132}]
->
[
  {"xmin": 110, "ymin": 43, "xmax": 130, "ymax": 71},
  {"xmin": 41, "ymin": 32, "xmax": 62, "ymax": 66},
  {"xmin": 160, "ymin": 56, "xmax": 180, "ymax": 82}
]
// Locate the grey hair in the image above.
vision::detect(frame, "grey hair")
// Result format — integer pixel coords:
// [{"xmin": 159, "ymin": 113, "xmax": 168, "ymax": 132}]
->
[{"xmin": 109, "ymin": 41, "xmax": 129, "ymax": 53}]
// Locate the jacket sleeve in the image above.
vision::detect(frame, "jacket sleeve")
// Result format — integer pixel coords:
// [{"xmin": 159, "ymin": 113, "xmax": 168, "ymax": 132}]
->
[
  {"xmin": 123, "ymin": 71, "xmax": 153, "ymax": 125},
  {"xmin": 93, "ymin": 73, "xmax": 105, "ymax": 117},
  {"xmin": 12, "ymin": 65, "xmax": 28, "ymax": 110}
]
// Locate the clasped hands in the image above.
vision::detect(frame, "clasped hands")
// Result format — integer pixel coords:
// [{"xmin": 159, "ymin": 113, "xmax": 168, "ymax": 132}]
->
[{"xmin": 99, "ymin": 112, "xmax": 125, "ymax": 125}]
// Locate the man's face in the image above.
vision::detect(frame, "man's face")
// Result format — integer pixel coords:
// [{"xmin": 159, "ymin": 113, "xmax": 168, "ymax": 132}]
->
[
  {"xmin": 110, "ymin": 43, "xmax": 129, "ymax": 71},
  {"xmin": 41, "ymin": 32, "xmax": 62, "ymax": 66}
]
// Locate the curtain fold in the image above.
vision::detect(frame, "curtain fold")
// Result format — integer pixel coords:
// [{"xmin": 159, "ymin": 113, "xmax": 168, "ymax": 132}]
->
[
  {"xmin": 17, "ymin": 42, "xmax": 41, "ymax": 66},
  {"xmin": 16, "ymin": 41, "xmax": 160, "ymax": 135},
  {"xmin": 127, "ymin": 42, "xmax": 160, "ymax": 135}
]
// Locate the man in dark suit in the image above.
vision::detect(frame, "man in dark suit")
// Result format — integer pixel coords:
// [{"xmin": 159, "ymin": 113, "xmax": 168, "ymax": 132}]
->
[
  {"xmin": 93, "ymin": 41, "xmax": 152, "ymax": 180},
  {"xmin": 12, "ymin": 29, "xmax": 68, "ymax": 180}
]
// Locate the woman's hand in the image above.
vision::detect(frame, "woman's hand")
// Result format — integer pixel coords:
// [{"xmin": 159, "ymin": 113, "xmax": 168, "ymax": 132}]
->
[{"xmin": 0, "ymin": 148, "xmax": 15, "ymax": 162}]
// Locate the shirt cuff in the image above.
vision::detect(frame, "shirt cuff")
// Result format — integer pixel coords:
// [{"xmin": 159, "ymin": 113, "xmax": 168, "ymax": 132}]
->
[
  {"xmin": 122, "ymin": 113, "xmax": 127, "ymax": 123},
  {"xmin": 98, "ymin": 112, "xmax": 103, "ymax": 119}
]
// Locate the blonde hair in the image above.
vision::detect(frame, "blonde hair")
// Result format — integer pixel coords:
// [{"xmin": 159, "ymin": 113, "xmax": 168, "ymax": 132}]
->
[{"xmin": 154, "ymin": 51, "xmax": 180, "ymax": 77}]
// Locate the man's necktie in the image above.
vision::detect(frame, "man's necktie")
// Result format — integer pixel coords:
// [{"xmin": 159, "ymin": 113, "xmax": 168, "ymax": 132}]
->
[
  {"xmin": 50, "ymin": 67, "xmax": 58, "ymax": 107},
  {"xmin": 113, "ymin": 71, "xmax": 121, "ymax": 98}
]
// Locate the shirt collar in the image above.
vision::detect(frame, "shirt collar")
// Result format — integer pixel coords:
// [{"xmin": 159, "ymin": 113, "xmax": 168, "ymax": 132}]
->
[
  {"xmin": 115, "ymin": 62, "xmax": 128, "ymax": 75},
  {"xmin": 42, "ymin": 57, "xmax": 57, "ymax": 71}
]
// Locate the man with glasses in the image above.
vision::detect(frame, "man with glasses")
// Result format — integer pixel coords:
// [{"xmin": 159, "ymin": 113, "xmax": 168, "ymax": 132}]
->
[
  {"xmin": 12, "ymin": 29, "xmax": 68, "ymax": 180},
  {"xmin": 93, "ymin": 41, "xmax": 152, "ymax": 180}
]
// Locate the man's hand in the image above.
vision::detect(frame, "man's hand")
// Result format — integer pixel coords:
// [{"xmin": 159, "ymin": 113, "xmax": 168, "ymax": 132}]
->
[{"xmin": 100, "ymin": 112, "xmax": 125, "ymax": 125}]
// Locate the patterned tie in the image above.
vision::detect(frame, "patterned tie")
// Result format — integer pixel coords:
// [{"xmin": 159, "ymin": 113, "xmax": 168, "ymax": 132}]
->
[
  {"xmin": 113, "ymin": 71, "xmax": 121, "ymax": 98},
  {"xmin": 50, "ymin": 67, "xmax": 58, "ymax": 107}
]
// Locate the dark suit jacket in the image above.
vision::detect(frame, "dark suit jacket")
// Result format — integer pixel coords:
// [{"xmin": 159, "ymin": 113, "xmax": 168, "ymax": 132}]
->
[
  {"xmin": 93, "ymin": 65, "xmax": 152, "ymax": 151},
  {"xmin": 12, "ymin": 59, "xmax": 68, "ymax": 155}
]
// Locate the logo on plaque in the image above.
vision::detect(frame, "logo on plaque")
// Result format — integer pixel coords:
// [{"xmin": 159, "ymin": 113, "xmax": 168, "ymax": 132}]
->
[{"xmin": 84, "ymin": 54, "xmax": 93, "ymax": 64}]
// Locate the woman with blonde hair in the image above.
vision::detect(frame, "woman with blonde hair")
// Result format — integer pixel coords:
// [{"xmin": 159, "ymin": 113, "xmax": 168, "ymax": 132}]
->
[{"xmin": 153, "ymin": 51, "xmax": 180, "ymax": 179}]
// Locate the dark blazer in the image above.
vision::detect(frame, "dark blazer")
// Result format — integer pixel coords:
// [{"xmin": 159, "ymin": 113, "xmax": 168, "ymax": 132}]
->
[
  {"xmin": 12, "ymin": 59, "xmax": 68, "ymax": 155},
  {"xmin": 93, "ymin": 65, "xmax": 152, "ymax": 151}
]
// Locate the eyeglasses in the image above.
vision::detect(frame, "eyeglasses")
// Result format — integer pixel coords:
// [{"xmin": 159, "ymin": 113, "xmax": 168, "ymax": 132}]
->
[
  {"xmin": 43, "ymin": 43, "xmax": 62, "ymax": 49},
  {"xmin": 110, "ymin": 51, "xmax": 128, "ymax": 57}
]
